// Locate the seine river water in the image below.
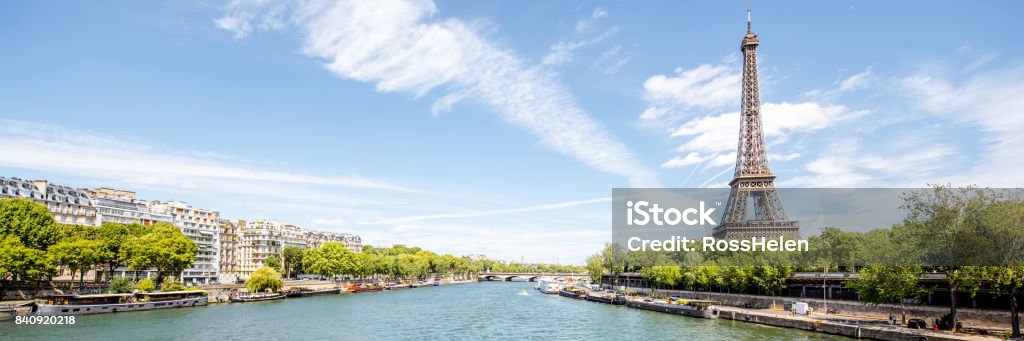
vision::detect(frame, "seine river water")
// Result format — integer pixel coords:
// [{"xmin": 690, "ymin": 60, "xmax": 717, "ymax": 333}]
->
[{"xmin": 1, "ymin": 282, "xmax": 852, "ymax": 340}]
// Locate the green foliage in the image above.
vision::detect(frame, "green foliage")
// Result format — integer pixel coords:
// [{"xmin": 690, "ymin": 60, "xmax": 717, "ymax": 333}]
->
[
  {"xmin": 0, "ymin": 236, "xmax": 51, "ymax": 297},
  {"xmin": 160, "ymin": 279, "xmax": 185, "ymax": 292},
  {"xmin": 282, "ymin": 246, "xmax": 304, "ymax": 278},
  {"xmin": 0, "ymin": 198, "xmax": 61, "ymax": 250},
  {"xmin": 46, "ymin": 237, "xmax": 110, "ymax": 287},
  {"xmin": 137, "ymin": 277, "xmax": 155, "ymax": 292},
  {"xmin": 122, "ymin": 223, "xmax": 197, "ymax": 285},
  {"xmin": 246, "ymin": 266, "xmax": 283, "ymax": 293},
  {"xmin": 264, "ymin": 255, "xmax": 281, "ymax": 272},
  {"xmin": 303, "ymin": 242, "xmax": 357, "ymax": 278},
  {"xmin": 108, "ymin": 276, "xmax": 135, "ymax": 293}
]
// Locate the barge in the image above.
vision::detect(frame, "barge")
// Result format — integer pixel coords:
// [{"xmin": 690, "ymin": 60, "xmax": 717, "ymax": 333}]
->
[
  {"xmin": 35, "ymin": 291, "xmax": 208, "ymax": 315},
  {"xmin": 626, "ymin": 299, "xmax": 720, "ymax": 319}
]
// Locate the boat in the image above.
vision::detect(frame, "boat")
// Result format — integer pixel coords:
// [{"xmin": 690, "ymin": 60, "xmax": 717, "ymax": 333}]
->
[
  {"xmin": 35, "ymin": 291, "xmax": 208, "ymax": 315},
  {"xmin": 585, "ymin": 291, "xmax": 627, "ymax": 305},
  {"xmin": 537, "ymin": 278, "xmax": 561, "ymax": 294},
  {"xmin": 228, "ymin": 292, "xmax": 286, "ymax": 303},
  {"xmin": 517, "ymin": 289, "xmax": 529, "ymax": 296},
  {"xmin": 285, "ymin": 287, "xmax": 341, "ymax": 298},
  {"xmin": 346, "ymin": 284, "xmax": 384, "ymax": 293},
  {"xmin": 432, "ymin": 281, "xmax": 440, "ymax": 286},
  {"xmin": 626, "ymin": 298, "xmax": 720, "ymax": 319},
  {"xmin": 558, "ymin": 286, "xmax": 587, "ymax": 299}
]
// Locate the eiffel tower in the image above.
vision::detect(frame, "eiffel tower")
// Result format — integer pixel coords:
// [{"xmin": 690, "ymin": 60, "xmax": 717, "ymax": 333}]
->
[{"xmin": 712, "ymin": 11, "xmax": 799, "ymax": 240}]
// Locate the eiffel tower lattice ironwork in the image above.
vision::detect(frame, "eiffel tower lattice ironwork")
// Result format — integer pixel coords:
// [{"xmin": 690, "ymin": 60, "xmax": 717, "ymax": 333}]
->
[{"xmin": 712, "ymin": 11, "xmax": 799, "ymax": 240}]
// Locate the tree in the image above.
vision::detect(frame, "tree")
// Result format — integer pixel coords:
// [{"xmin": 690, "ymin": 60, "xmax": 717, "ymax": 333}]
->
[
  {"xmin": 600, "ymin": 243, "xmax": 626, "ymax": 288},
  {"xmin": 95, "ymin": 222, "xmax": 131, "ymax": 281},
  {"xmin": 136, "ymin": 277, "xmax": 155, "ymax": 292},
  {"xmin": 264, "ymin": 255, "xmax": 281, "ymax": 272},
  {"xmin": 282, "ymin": 246, "xmax": 304, "ymax": 279},
  {"xmin": 0, "ymin": 198, "xmax": 61, "ymax": 250},
  {"xmin": 108, "ymin": 276, "xmax": 134, "ymax": 294},
  {"xmin": 47, "ymin": 238, "xmax": 108, "ymax": 289},
  {"xmin": 121, "ymin": 223, "xmax": 197, "ymax": 287},
  {"xmin": 161, "ymin": 279, "xmax": 185, "ymax": 292},
  {"xmin": 585, "ymin": 254, "xmax": 604, "ymax": 282},
  {"xmin": 246, "ymin": 266, "xmax": 283, "ymax": 293},
  {"xmin": 303, "ymin": 242, "xmax": 356, "ymax": 280},
  {"xmin": 641, "ymin": 265, "xmax": 682, "ymax": 297},
  {"xmin": 991, "ymin": 266, "xmax": 1024, "ymax": 338},
  {"xmin": 0, "ymin": 236, "xmax": 50, "ymax": 298},
  {"xmin": 849, "ymin": 265, "xmax": 925, "ymax": 324}
]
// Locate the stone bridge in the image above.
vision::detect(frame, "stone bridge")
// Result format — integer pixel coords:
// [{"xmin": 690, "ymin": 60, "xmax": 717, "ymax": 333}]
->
[{"xmin": 476, "ymin": 272, "xmax": 588, "ymax": 282}]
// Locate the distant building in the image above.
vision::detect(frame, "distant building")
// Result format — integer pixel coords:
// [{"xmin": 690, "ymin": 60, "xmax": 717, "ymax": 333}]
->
[
  {"xmin": 218, "ymin": 219, "xmax": 241, "ymax": 284},
  {"xmin": 0, "ymin": 176, "xmax": 97, "ymax": 226},
  {"xmin": 87, "ymin": 188, "xmax": 172, "ymax": 226},
  {"xmin": 237, "ymin": 220, "xmax": 294, "ymax": 279},
  {"xmin": 305, "ymin": 230, "xmax": 362, "ymax": 252},
  {"xmin": 465, "ymin": 254, "xmax": 487, "ymax": 262},
  {"xmin": 148, "ymin": 201, "xmax": 220, "ymax": 284}
]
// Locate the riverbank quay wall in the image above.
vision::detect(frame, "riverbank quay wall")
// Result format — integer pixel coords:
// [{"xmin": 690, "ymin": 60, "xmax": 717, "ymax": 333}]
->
[
  {"xmin": 609, "ymin": 285, "xmax": 1012, "ymax": 330},
  {"xmin": 715, "ymin": 307, "xmax": 995, "ymax": 341}
]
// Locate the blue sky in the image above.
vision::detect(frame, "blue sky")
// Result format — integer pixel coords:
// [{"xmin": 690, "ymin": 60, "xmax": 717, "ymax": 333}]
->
[{"xmin": 1, "ymin": 1, "xmax": 1022, "ymax": 264}]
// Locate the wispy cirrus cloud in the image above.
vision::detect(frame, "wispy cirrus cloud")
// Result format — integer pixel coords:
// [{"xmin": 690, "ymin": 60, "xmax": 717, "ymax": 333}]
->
[
  {"xmin": 357, "ymin": 196, "xmax": 609, "ymax": 225},
  {"xmin": 0, "ymin": 119, "xmax": 419, "ymax": 193},
  {"xmin": 216, "ymin": 0, "xmax": 657, "ymax": 187}
]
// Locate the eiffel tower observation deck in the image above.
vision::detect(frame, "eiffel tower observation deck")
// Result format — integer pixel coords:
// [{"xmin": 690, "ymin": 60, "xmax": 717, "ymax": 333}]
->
[{"xmin": 713, "ymin": 11, "xmax": 800, "ymax": 240}]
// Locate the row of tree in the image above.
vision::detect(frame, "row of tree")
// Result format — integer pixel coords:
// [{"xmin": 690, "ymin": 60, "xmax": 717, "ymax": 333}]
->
[
  {"xmin": 258, "ymin": 243, "xmax": 583, "ymax": 283},
  {"xmin": 584, "ymin": 186, "xmax": 1024, "ymax": 336},
  {"xmin": 0, "ymin": 198, "xmax": 198, "ymax": 297}
]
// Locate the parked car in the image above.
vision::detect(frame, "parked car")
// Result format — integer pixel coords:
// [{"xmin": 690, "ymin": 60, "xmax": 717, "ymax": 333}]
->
[{"xmin": 907, "ymin": 319, "xmax": 927, "ymax": 329}]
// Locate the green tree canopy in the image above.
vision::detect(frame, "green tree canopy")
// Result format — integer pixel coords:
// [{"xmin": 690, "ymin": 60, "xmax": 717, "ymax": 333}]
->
[
  {"xmin": 246, "ymin": 266, "xmax": 283, "ymax": 293},
  {"xmin": 0, "ymin": 198, "xmax": 61, "ymax": 250}
]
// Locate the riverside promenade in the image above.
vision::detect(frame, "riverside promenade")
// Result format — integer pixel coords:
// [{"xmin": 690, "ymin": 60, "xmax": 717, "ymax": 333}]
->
[{"xmin": 568, "ymin": 289, "xmax": 1006, "ymax": 341}]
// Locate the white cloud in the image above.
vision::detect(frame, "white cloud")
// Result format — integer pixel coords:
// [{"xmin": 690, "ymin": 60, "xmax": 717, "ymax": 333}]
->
[
  {"xmin": 357, "ymin": 196, "xmax": 609, "ymax": 225},
  {"xmin": 899, "ymin": 66, "xmax": 1024, "ymax": 187},
  {"xmin": 0, "ymin": 120, "xmax": 419, "ymax": 193},
  {"xmin": 670, "ymin": 102, "xmax": 862, "ymax": 153},
  {"xmin": 541, "ymin": 27, "xmax": 617, "ymax": 66},
  {"xmin": 660, "ymin": 152, "xmax": 734, "ymax": 169},
  {"xmin": 642, "ymin": 64, "xmax": 740, "ymax": 112},
  {"xmin": 216, "ymin": 0, "xmax": 656, "ymax": 186},
  {"xmin": 838, "ymin": 67, "xmax": 873, "ymax": 92},
  {"xmin": 591, "ymin": 8, "xmax": 607, "ymax": 19}
]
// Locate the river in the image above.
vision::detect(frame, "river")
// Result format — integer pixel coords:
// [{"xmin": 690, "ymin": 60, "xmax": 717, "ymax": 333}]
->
[{"xmin": 1, "ymin": 282, "xmax": 853, "ymax": 340}]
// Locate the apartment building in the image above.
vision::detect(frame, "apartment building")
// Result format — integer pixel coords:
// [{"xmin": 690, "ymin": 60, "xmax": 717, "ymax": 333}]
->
[
  {"xmin": 149, "ymin": 201, "xmax": 220, "ymax": 284},
  {"xmin": 0, "ymin": 176, "xmax": 97, "ymax": 226}
]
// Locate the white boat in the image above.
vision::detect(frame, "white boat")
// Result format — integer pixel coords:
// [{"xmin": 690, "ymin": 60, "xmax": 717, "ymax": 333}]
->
[
  {"xmin": 518, "ymin": 289, "xmax": 529, "ymax": 296},
  {"xmin": 537, "ymin": 278, "xmax": 561, "ymax": 294},
  {"xmin": 35, "ymin": 291, "xmax": 208, "ymax": 315}
]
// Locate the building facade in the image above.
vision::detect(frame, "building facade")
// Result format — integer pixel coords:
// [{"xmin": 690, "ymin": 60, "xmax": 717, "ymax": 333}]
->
[
  {"xmin": 217, "ymin": 219, "xmax": 241, "ymax": 284},
  {"xmin": 88, "ymin": 188, "xmax": 172, "ymax": 226},
  {"xmin": 305, "ymin": 230, "xmax": 362, "ymax": 252},
  {"xmin": 0, "ymin": 176, "xmax": 97, "ymax": 226},
  {"xmin": 149, "ymin": 201, "xmax": 220, "ymax": 284}
]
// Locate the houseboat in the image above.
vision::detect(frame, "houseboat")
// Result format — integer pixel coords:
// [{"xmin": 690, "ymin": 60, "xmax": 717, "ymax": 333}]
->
[
  {"xmin": 228, "ymin": 292, "xmax": 286, "ymax": 303},
  {"xmin": 585, "ymin": 291, "xmax": 627, "ymax": 305},
  {"xmin": 346, "ymin": 283, "xmax": 384, "ymax": 293},
  {"xmin": 558, "ymin": 286, "xmax": 587, "ymax": 299},
  {"xmin": 35, "ymin": 291, "xmax": 208, "ymax": 316},
  {"xmin": 626, "ymin": 299, "xmax": 719, "ymax": 319},
  {"xmin": 285, "ymin": 287, "xmax": 341, "ymax": 298}
]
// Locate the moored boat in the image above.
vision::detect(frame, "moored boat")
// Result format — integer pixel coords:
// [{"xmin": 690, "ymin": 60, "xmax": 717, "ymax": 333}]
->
[
  {"xmin": 229, "ymin": 292, "xmax": 286, "ymax": 303},
  {"xmin": 285, "ymin": 287, "xmax": 341, "ymax": 298},
  {"xmin": 347, "ymin": 284, "xmax": 384, "ymax": 293},
  {"xmin": 585, "ymin": 292, "xmax": 627, "ymax": 305},
  {"xmin": 35, "ymin": 291, "xmax": 208, "ymax": 315},
  {"xmin": 558, "ymin": 286, "xmax": 587, "ymax": 299},
  {"xmin": 537, "ymin": 278, "xmax": 560, "ymax": 294},
  {"xmin": 626, "ymin": 299, "xmax": 720, "ymax": 319}
]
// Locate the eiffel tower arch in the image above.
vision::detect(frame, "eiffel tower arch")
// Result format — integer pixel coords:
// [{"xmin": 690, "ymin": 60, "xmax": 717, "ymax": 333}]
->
[{"xmin": 712, "ymin": 11, "xmax": 799, "ymax": 240}]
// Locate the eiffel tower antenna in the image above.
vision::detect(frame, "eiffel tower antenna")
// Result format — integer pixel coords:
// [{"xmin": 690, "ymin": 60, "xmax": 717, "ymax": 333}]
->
[
  {"xmin": 747, "ymin": 9, "xmax": 751, "ymax": 32},
  {"xmin": 713, "ymin": 12, "xmax": 799, "ymax": 240}
]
